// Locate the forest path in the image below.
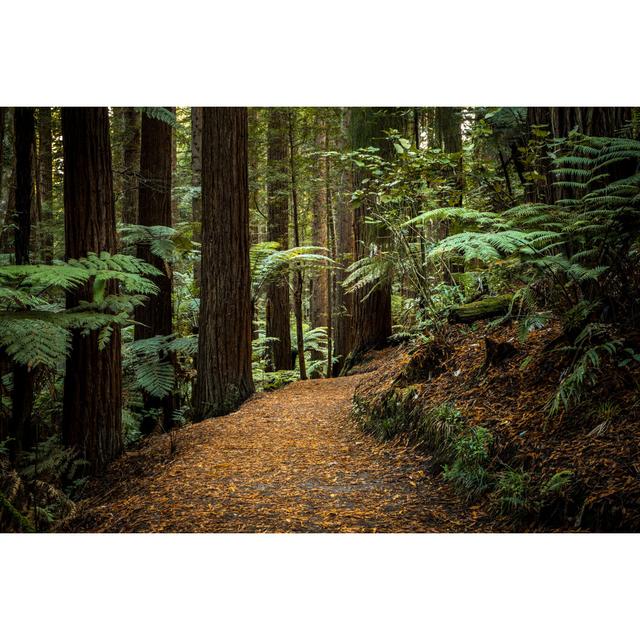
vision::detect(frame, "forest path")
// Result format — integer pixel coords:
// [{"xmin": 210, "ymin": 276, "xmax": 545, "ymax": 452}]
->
[{"xmin": 72, "ymin": 361, "xmax": 479, "ymax": 532}]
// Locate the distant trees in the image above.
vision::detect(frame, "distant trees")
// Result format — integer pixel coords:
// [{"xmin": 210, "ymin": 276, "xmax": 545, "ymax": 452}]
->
[
  {"xmin": 61, "ymin": 107, "xmax": 123, "ymax": 472},
  {"xmin": 120, "ymin": 107, "xmax": 141, "ymax": 225},
  {"xmin": 265, "ymin": 108, "xmax": 292, "ymax": 370},
  {"xmin": 193, "ymin": 108, "xmax": 254, "ymax": 419},
  {"xmin": 134, "ymin": 109, "xmax": 175, "ymax": 433}
]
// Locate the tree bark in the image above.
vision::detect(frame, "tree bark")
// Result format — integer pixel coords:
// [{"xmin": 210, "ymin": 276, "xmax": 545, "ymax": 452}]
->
[
  {"xmin": 265, "ymin": 108, "xmax": 292, "ymax": 370},
  {"xmin": 436, "ymin": 107, "xmax": 464, "ymax": 207},
  {"xmin": 9, "ymin": 108, "xmax": 36, "ymax": 458},
  {"xmin": 332, "ymin": 109, "xmax": 354, "ymax": 375},
  {"xmin": 61, "ymin": 107, "xmax": 123, "ymax": 473},
  {"xmin": 349, "ymin": 108, "xmax": 402, "ymax": 355},
  {"xmin": 171, "ymin": 121, "xmax": 178, "ymax": 224},
  {"xmin": 310, "ymin": 115, "xmax": 328, "ymax": 335},
  {"xmin": 38, "ymin": 107, "xmax": 53, "ymax": 263},
  {"xmin": 191, "ymin": 106, "xmax": 203, "ymax": 288},
  {"xmin": 0, "ymin": 109, "xmax": 16, "ymax": 255},
  {"xmin": 325, "ymin": 132, "xmax": 335, "ymax": 378},
  {"xmin": 121, "ymin": 107, "xmax": 140, "ymax": 225},
  {"xmin": 0, "ymin": 107, "xmax": 6, "ymax": 211},
  {"xmin": 135, "ymin": 109, "xmax": 175, "ymax": 434},
  {"xmin": 287, "ymin": 110, "xmax": 307, "ymax": 380},
  {"xmin": 193, "ymin": 108, "xmax": 254, "ymax": 419}
]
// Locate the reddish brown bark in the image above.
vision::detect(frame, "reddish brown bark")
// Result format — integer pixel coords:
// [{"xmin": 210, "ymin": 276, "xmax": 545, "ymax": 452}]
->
[
  {"xmin": 135, "ymin": 109, "xmax": 175, "ymax": 433},
  {"xmin": 193, "ymin": 108, "xmax": 254, "ymax": 419},
  {"xmin": 332, "ymin": 109, "xmax": 355, "ymax": 375},
  {"xmin": 38, "ymin": 107, "xmax": 53, "ymax": 263},
  {"xmin": 9, "ymin": 108, "xmax": 36, "ymax": 457},
  {"xmin": 265, "ymin": 108, "xmax": 292, "ymax": 370},
  {"xmin": 61, "ymin": 107, "xmax": 123, "ymax": 472}
]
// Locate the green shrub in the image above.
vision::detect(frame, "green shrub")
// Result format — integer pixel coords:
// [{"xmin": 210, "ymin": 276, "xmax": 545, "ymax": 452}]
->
[
  {"xmin": 417, "ymin": 402, "xmax": 466, "ymax": 462},
  {"xmin": 352, "ymin": 385, "xmax": 421, "ymax": 442},
  {"xmin": 541, "ymin": 470, "xmax": 574, "ymax": 498},
  {"xmin": 443, "ymin": 426, "xmax": 494, "ymax": 500},
  {"xmin": 492, "ymin": 469, "xmax": 533, "ymax": 515}
]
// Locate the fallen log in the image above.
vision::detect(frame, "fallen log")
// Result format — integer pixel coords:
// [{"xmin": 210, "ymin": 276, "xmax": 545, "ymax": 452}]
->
[{"xmin": 448, "ymin": 294, "xmax": 512, "ymax": 324}]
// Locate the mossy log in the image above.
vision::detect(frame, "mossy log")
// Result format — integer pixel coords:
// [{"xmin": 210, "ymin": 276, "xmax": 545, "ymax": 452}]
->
[{"xmin": 449, "ymin": 294, "xmax": 511, "ymax": 324}]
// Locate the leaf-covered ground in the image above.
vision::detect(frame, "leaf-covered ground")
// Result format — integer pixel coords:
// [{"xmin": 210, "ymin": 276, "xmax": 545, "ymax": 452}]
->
[{"xmin": 67, "ymin": 354, "xmax": 484, "ymax": 533}]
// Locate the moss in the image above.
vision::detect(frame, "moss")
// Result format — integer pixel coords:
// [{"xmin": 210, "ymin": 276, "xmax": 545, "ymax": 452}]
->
[{"xmin": 449, "ymin": 294, "xmax": 512, "ymax": 323}]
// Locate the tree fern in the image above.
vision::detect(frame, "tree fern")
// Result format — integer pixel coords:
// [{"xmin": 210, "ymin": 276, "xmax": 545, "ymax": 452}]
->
[{"xmin": 0, "ymin": 253, "xmax": 160, "ymax": 370}]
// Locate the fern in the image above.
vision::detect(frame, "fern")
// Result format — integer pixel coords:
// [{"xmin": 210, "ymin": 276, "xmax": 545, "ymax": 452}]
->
[
  {"xmin": 0, "ymin": 253, "xmax": 160, "ymax": 370},
  {"xmin": 134, "ymin": 107, "xmax": 178, "ymax": 129}
]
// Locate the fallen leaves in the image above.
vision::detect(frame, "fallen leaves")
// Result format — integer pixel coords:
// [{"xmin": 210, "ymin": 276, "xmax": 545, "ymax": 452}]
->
[{"xmin": 66, "ymin": 362, "xmax": 479, "ymax": 533}]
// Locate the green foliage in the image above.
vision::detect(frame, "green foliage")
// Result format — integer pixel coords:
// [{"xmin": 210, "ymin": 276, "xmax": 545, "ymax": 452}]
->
[
  {"xmin": 492, "ymin": 469, "xmax": 533, "ymax": 515},
  {"xmin": 124, "ymin": 333, "xmax": 197, "ymax": 399},
  {"xmin": 443, "ymin": 427, "xmax": 494, "ymax": 500},
  {"xmin": 416, "ymin": 402, "xmax": 466, "ymax": 462},
  {"xmin": 0, "ymin": 436, "xmax": 86, "ymax": 532},
  {"xmin": 250, "ymin": 242, "xmax": 332, "ymax": 303},
  {"xmin": 135, "ymin": 107, "xmax": 178, "ymax": 128},
  {"xmin": 541, "ymin": 470, "xmax": 574, "ymax": 497},
  {"xmin": 549, "ymin": 323, "xmax": 623, "ymax": 415},
  {"xmin": 0, "ymin": 253, "xmax": 160, "ymax": 369},
  {"xmin": 119, "ymin": 223, "xmax": 197, "ymax": 262}
]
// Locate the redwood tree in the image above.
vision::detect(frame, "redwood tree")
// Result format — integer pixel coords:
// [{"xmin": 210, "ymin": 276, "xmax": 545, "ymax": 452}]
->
[
  {"xmin": 191, "ymin": 106, "xmax": 203, "ymax": 286},
  {"xmin": 61, "ymin": 107, "xmax": 123, "ymax": 472},
  {"xmin": 135, "ymin": 109, "xmax": 175, "ymax": 433},
  {"xmin": 310, "ymin": 113, "xmax": 328, "ymax": 335},
  {"xmin": 9, "ymin": 107, "xmax": 36, "ymax": 456},
  {"xmin": 265, "ymin": 108, "xmax": 292, "ymax": 370},
  {"xmin": 349, "ymin": 108, "xmax": 404, "ymax": 355},
  {"xmin": 38, "ymin": 107, "xmax": 53, "ymax": 263},
  {"xmin": 193, "ymin": 108, "xmax": 254, "ymax": 419},
  {"xmin": 332, "ymin": 109, "xmax": 354, "ymax": 375}
]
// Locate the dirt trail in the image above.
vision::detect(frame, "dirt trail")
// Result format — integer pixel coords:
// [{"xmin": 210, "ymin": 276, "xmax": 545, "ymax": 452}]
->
[{"xmin": 70, "ymin": 365, "xmax": 481, "ymax": 532}]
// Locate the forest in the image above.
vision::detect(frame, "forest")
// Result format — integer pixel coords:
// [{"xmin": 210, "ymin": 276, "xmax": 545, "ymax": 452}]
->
[{"xmin": 0, "ymin": 105, "xmax": 639, "ymax": 533}]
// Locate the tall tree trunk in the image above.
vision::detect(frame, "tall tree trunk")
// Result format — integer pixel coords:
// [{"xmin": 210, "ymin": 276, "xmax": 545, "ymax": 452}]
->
[
  {"xmin": 436, "ymin": 107, "xmax": 464, "ymax": 206},
  {"xmin": 332, "ymin": 109, "xmax": 354, "ymax": 375},
  {"xmin": 0, "ymin": 108, "xmax": 7, "ymax": 441},
  {"xmin": 247, "ymin": 107, "xmax": 262, "ymax": 245},
  {"xmin": 0, "ymin": 107, "xmax": 6, "ymax": 210},
  {"xmin": 0, "ymin": 110, "xmax": 15, "ymax": 255},
  {"xmin": 287, "ymin": 109, "xmax": 307, "ymax": 380},
  {"xmin": 325, "ymin": 131, "xmax": 335, "ymax": 378},
  {"xmin": 349, "ymin": 107, "xmax": 402, "ymax": 355},
  {"xmin": 38, "ymin": 107, "xmax": 53, "ymax": 263},
  {"xmin": 135, "ymin": 109, "xmax": 176, "ymax": 434},
  {"xmin": 310, "ymin": 115, "xmax": 328, "ymax": 335},
  {"xmin": 193, "ymin": 108, "xmax": 254, "ymax": 419},
  {"xmin": 121, "ymin": 107, "xmax": 140, "ymax": 225},
  {"xmin": 61, "ymin": 107, "xmax": 123, "ymax": 473},
  {"xmin": 265, "ymin": 108, "xmax": 291, "ymax": 370},
  {"xmin": 9, "ymin": 107, "xmax": 36, "ymax": 458},
  {"xmin": 436, "ymin": 107, "xmax": 464, "ymax": 283},
  {"xmin": 171, "ymin": 122, "xmax": 178, "ymax": 224},
  {"xmin": 191, "ymin": 106, "xmax": 203, "ymax": 288}
]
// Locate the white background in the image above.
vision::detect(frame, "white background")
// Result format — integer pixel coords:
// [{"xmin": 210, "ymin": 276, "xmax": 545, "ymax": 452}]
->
[{"xmin": 1, "ymin": 1, "xmax": 639, "ymax": 638}]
